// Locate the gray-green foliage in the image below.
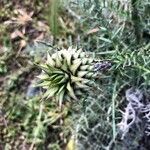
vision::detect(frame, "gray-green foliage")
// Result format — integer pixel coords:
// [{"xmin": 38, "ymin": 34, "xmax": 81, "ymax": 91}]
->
[
  {"xmin": 67, "ymin": 0, "xmax": 150, "ymax": 149},
  {"xmin": 75, "ymin": 91, "xmax": 113, "ymax": 150},
  {"xmin": 69, "ymin": 0, "xmax": 149, "ymax": 51}
]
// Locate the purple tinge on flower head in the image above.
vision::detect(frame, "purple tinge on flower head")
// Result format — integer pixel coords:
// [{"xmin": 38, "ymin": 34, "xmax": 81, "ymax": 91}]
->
[{"xmin": 94, "ymin": 61, "xmax": 112, "ymax": 71}]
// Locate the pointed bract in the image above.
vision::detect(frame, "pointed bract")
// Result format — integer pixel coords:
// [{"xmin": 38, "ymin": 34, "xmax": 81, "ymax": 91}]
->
[{"xmin": 37, "ymin": 47, "xmax": 97, "ymax": 107}]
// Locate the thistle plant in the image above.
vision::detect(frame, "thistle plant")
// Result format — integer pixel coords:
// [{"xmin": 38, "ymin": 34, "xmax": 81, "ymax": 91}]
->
[{"xmin": 37, "ymin": 47, "xmax": 99, "ymax": 107}]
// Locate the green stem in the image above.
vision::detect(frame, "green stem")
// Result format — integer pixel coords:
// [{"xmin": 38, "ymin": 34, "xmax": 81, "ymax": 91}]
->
[
  {"xmin": 112, "ymin": 77, "xmax": 118, "ymax": 140},
  {"xmin": 131, "ymin": 0, "xmax": 142, "ymax": 44}
]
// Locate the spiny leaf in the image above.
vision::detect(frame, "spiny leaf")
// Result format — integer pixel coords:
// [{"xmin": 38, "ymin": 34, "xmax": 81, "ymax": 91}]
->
[
  {"xmin": 52, "ymin": 74, "xmax": 64, "ymax": 82},
  {"xmin": 57, "ymin": 85, "xmax": 66, "ymax": 94},
  {"xmin": 71, "ymin": 75, "xmax": 86, "ymax": 82},
  {"xmin": 47, "ymin": 52, "xmax": 55, "ymax": 67},
  {"xmin": 80, "ymin": 65, "xmax": 90, "ymax": 71},
  {"xmin": 37, "ymin": 74, "xmax": 49, "ymax": 80},
  {"xmin": 67, "ymin": 82, "xmax": 77, "ymax": 100},
  {"xmin": 52, "ymin": 70, "xmax": 64, "ymax": 75},
  {"xmin": 74, "ymin": 48, "xmax": 82, "ymax": 59},
  {"xmin": 75, "ymin": 81, "xmax": 89, "ymax": 88},
  {"xmin": 86, "ymin": 72, "xmax": 94, "ymax": 78},
  {"xmin": 55, "ymin": 52, "xmax": 62, "ymax": 67},
  {"xmin": 58, "ymin": 90, "xmax": 65, "ymax": 108},
  {"xmin": 70, "ymin": 60, "xmax": 82, "ymax": 75},
  {"xmin": 49, "ymin": 74, "xmax": 59, "ymax": 81},
  {"xmin": 44, "ymin": 87, "xmax": 59, "ymax": 99},
  {"xmin": 37, "ymin": 81, "xmax": 51, "ymax": 87},
  {"xmin": 61, "ymin": 59, "xmax": 68, "ymax": 72},
  {"xmin": 62, "ymin": 49, "xmax": 72, "ymax": 66},
  {"xmin": 57, "ymin": 74, "xmax": 68, "ymax": 84},
  {"xmin": 77, "ymin": 71, "xmax": 89, "ymax": 77}
]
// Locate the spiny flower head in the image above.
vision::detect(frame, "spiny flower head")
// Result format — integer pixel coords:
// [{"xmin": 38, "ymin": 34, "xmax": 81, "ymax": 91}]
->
[{"xmin": 37, "ymin": 47, "xmax": 97, "ymax": 107}]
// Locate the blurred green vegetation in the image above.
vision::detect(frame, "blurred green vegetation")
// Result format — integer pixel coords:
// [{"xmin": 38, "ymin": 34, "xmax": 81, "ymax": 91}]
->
[{"xmin": 0, "ymin": 0, "xmax": 150, "ymax": 150}]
